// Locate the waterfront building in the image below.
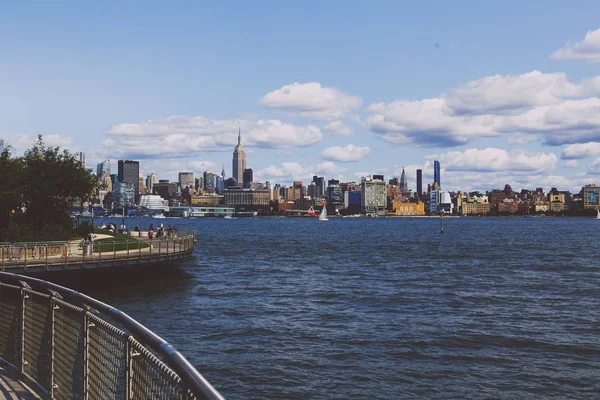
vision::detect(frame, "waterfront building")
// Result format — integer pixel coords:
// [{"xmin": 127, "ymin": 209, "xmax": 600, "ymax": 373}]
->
[
  {"xmin": 361, "ymin": 175, "xmax": 386, "ymax": 214},
  {"xmin": 139, "ymin": 194, "xmax": 169, "ymax": 211},
  {"xmin": 146, "ymin": 173, "xmax": 156, "ymax": 194},
  {"xmin": 582, "ymin": 184, "xmax": 600, "ymax": 210},
  {"xmin": 204, "ymin": 170, "xmax": 215, "ymax": 193},
  {"xmin": 433, "ymin": 160, "xmax": 440, "ymax": 188},
  {"xmin": 179, "ymin": 172, "xmax": 194, "ymax": 189},
  {"xmin": 430, "ymin": 187, "xmax": 439, "ymax": 214},
  {"xmin": 243, "ymin": 168, "xmax": 253, "ymax": 189},
  {"xmin": 416, "ymin": 169, "xmax": 423, "ymax": 199},
  {"xmin": 96, "ymin": 160, "xmax": 110, "ymax": 181},
  {"xmin": 498, "ymin": 198, "xmax": 518, "ymax": 214},
  {"xmin": 438, "ymin": 191, "xmax": 454, "ymax": 214},
  {"xmin": 326, "ymin": 179, "xmax": 344, "ymax": 212},
  {"xmin": 307, "ymin": 182, "xmax": 319, "ymax": 198},
  {"xmin": 488, "ymin": 184, "xmax": 516, "ymax": 212},
  {"xmin": 548, "ymin": 188, "xmax": 567, "ymax": 212},
  {"xmin": 392, "ymin": 199, "xmax": 425, "ymax": 216},
  {"xmin": 312, "ymin": 176, "xmax": 325, "ymax": 197},
  {"xmin": 461, "ymin": 197, "xmax": 491, "ymax": 215},
  {"xmin": 190, "ymin": 195, "xmax": 224, "ymax": 206},
  {"xmin": 118, "ymin": 160, "xmax": 140, "ymax": 204},
  {"xmin": 232, "ymin": 128, "xmax": 247, "ymax": 187},
  {"xmin": 344, "ymin": 191, "xmax": 361, "ymax": 214},
  {"xmin": 224, "ymin": 188, "xmax": 270, "ymax": 211},
  {"xmin": 224, "ymin": 177, "xmax": 238, "ymax": 189}
]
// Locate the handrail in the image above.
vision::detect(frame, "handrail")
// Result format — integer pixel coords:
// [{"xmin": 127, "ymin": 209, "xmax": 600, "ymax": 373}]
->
[{"xmin": 0, "ymin": 271, "xmax": 224, "ymax": 400}]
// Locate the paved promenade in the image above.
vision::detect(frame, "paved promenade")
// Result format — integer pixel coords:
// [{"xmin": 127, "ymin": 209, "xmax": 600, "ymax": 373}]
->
[{"xmin": 0, "ymin": 365, "xmax": 40, "ymax": 399}]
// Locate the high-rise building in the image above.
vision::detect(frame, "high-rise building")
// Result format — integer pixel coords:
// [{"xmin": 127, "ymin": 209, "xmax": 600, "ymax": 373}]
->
[
  {"xmin": 78, "ymin": 152, "xmax": 86, "ymax": 168},
  {"xmin": 327, "ymin": 179, "xmax": 343, "ymax": 209},
  {"xmin": 243, "ymin": 168, "xmax": 253, "ymax": 189},
  {"xmin": 400, "ymin": 168, "xmax": 408, "ymax": 194},
  {"xmin": 434, "ymin": 160, "xmax": 441, "ymax": 188},
  {"xmin": 204, "ymin": 170, "xmax": 215, "ymax": 192},
  {"xmin": 118, "ymin": 160, "xmax": 140, "ymax": 204},
  {"xmin": 312, "ymin": 176, "xmax": 325, "ymax": 197},
  {"xmin": 416, "ymin": 169, "xmax": 423, "ymax": 199},
  {"xmin": 361, "ymin": 175, "xmax": 386, "ymax": 214},
  {"xmin": 146, "ymin": 173, "xmax": 156, "ymax": 193},
  {"xmin": 232, "ymin": 128, "xmax": 247, "ymax": 187},
  {"xmin": 0, "ymin": 139, "xmax": 4, "ymax": 153},
  {"xmin": 178, "ymin": 172, "xmax": 194, "ymax": 189},
  {"xmin": 96, "ymin": 160, "xmax": 111, "ymax": 181}
]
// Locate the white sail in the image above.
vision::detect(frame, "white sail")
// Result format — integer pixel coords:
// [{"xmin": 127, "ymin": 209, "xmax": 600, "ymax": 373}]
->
[
  {"xmin": 319, "ymin": 206, "xmax": 328, "ymax": 221},
  {"xmin": 597, "ymin": 209, "xmax": 600, "ymax": 219}
]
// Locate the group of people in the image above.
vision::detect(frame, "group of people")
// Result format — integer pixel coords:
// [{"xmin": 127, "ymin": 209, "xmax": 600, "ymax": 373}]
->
[{"xmin": 145, "ymin": 223, "xmax": 177, "ymax": 240}]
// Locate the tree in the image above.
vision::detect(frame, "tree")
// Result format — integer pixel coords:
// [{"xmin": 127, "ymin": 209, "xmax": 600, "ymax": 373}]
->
[
  {"xmin": 0, "ymin": 146, "xmax": 24, "ymax": 230},
  {"xmin": 19, "ymin": 136, "xmax": 97, "ymax": 235}
]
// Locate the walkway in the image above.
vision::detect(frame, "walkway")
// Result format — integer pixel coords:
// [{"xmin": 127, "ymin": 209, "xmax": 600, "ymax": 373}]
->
[{"xmin": 0, "ymin": 365, "xmax": 40, "ymax": 399}]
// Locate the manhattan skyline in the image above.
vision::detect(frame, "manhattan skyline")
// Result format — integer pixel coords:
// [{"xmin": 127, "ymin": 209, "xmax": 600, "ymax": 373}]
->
[{"xmin": 2, "ymin": 2, "xmax": 600, "ymax": 192}]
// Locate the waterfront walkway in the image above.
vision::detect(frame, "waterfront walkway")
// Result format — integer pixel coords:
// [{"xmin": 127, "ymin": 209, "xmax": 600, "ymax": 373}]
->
[
  {"xmin": 0, "ymin": 230, "xmax": 197, "ymax": 273},
  {"xmin": 0, "ymin": 365, "xmax": 40, "ymax": 399}
]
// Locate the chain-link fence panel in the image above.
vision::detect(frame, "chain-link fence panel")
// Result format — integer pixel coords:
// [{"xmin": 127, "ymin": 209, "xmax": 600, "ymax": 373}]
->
[
  {"xmin": 53, "ymin": 298, "xmax": 85, "ymax": 400},
  {"xmin": 23, "ymin": 289, "xmax": 52, "ymax": 392},
  {"xmin": 129, "ymin": 337, "xmax": 195, "ymax": 400},
  {"xmin": 87, "ymin": 312, "xmax": 128, "ymax": 400},
  {"xmin": 0, "ymin": 283, "xmax": 21, "ymax": 367}
]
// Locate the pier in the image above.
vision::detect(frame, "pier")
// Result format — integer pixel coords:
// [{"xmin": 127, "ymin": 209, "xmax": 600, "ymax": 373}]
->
[{"xmin": 0, "ymin": 231, "xmax": 197, "ymax": 274}]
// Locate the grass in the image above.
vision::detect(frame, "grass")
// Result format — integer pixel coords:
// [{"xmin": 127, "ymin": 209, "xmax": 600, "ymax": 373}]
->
[{"xmin": 91, "ymin": 228, "xmax": 150, "ymax": 252}]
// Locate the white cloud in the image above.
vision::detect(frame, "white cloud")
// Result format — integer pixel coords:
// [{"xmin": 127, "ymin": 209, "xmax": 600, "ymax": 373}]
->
[
  {"xmin": 259, "ymin": 82, "xmax": 362, "ymax": 120},
  {"xmin": 366, "ymin": 71, "xmax": 600, "ymax": 147},
  {"xmin": 106, "ymin": 116, "xmax": 323, "ymax": 159},
  {"xmin": 564, "ymin": 160, "xmax": 578, "ymax": 168},
  {"xmin": 562, "ymin": 142, "xmax": 600, "ymax": 159},
  {"xmin": 430, "ymin": 148, "xmax": 557, "ymax": 173},
  {"xmin": 255, "ymin": 162, "xmax": 314, "ymax": 182},
  {"xmin": 508, "ymin": 133, "xmax": 538, "ymax": 146},
  {"xmin": 551, "ymin": 28, "xmax": 600, "ymax": 63},
  {"xmin": 321, "ymin": 144, "xmax": 370, "ymax": 162},
  {"xmin": 1, "ymin": 133, "xmax": 74, "ymax": 153},
  {"xmin": 447, "ymin": 70, "xmax": 583, "ymax": 114},
  {"xmin": 315, "ymin": 161, "xmax": 347, "ymax": 176},
  {"xmin": 189, "ymin": 160, "xmax": 216, "ymax": 172},
  {"xmin": 588, "ymin": 158, "xmax": 600, "ymax": 174},
  {"xmin": 323, "ymin": 121, "xmax": 353, "ymax": 135}
]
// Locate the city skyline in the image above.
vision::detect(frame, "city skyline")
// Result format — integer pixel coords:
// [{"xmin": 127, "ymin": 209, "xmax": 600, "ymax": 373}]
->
[{"xmin": 2, "ymin": 2, "xmax": 600, "ymax": 192}]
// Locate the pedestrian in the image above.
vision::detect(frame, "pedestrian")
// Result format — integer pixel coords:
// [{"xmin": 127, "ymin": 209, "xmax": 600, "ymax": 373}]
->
[
  {"xmin": 135, "ymin": 224, "xmax": 140, "ymax": 237},
  {"xmin": 148, "ymin": 227, "xmax": 154, "ymax": 240}
]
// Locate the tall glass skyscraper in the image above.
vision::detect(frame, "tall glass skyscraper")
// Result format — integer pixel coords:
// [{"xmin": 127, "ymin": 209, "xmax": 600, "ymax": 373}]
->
[
  {"xmin": 118, "ymin": 160, "xmax": 140, "ymax": 204},
  {"xmin": 433, "ymin": 160, "xmax": 441, "ymax": 188},
  {"xmin": 416, "ymin": 169, "xmax": 423, "ymax": 198}
]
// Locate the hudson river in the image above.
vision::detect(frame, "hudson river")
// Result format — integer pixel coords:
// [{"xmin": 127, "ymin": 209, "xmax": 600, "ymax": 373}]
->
[{"xmin": 76, "ymin": 217, "xmax": 599, "ymax": 399}]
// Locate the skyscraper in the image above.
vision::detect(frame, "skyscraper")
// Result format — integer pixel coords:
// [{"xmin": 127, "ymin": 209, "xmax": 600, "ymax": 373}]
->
[
  {"xmin": 243, "ymin": 168, "xmax": 253, "ymax": 189},
  {"xmin": 0, "ymin": 139, "xmax": 4, "ymax": 153},
  {"xmin": 204, "ymin": 170, "xmax": 215, "ymax": 192},
  {"xmin": 118, "ymin": 160, "xmax": 140, "ymax": 204},
  {"xmin": 78, "ymin": 152, "xmax": 86, "ymax": 168},
  {"xmin": 416, "ymin": 169, "xmax": 423, "ymax": 199},
  {"xmin": 96, "ymin": 160, "xmax": 111, "ymax": 180},
  {"xmin": 232, "ymin": 128, "xmax": 247, "ymax": 187},
  {"xmin": 400, "ymin": 168, "xmax": 408, "ymax": 193},
  {"xmin": 434, "ymin": 160, "xmax": 441, "ymax": 188},
  {"xmin": 178, "ymin": 172, "xmax": 194, "ymax": 189},
  {"xmin": 146, "ymin": 173, "xmax": 156, "ymax": 193},
  {"xmin": 312, "ymin": 176, "xmax": 325, "ymax": 197}
]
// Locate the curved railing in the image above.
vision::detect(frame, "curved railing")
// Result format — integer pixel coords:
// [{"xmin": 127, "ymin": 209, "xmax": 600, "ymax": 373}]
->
[
  {"xmin": 0, "ymin": 230, "xmax": 198, "ymax": 273},
  {"xmin": 0, "ymin": 271, "xmax": 224, "ymax": 399}
]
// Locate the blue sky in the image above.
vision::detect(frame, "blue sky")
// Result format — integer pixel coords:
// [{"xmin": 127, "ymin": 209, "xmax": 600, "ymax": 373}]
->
[{"xmin": 2, "ymin": 1, "xmax": 600, "ymax": 192}]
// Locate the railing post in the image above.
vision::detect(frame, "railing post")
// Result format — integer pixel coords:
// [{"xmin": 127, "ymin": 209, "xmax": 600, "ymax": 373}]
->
[
  {"xmin": 98, "ymin": 241, "xmax": 102, "ymax": 266},
  {"xmin": 83, "ymin": 311, "xmax": 90, "ymax": 400},
  {"xmin": 49, "ymin": 295, "xmax": 57, "ymax": 396},
  {"xmin": 138, "ymin": 241, "xmax": 141, "ymax": 264},
  {"xmin": 82, "ymin": 241, "xmax": 86, "ymax": 268},
  {"xmin": 45, "ymin": 244, "xmax": 48, "ymax": 270},
  {"xmin": 1, "ymin": 245, "xmax": 4, "ymax": 271},
  {"xmin": 113, "ymin": 242, "xmax": 116, "ymax": 265},
  {"xmin": 24, "ymin": 245, "xmax": 27, "ymax": 272},
  {"xmin": 20, "ymin": 287, "xmax": 27, "ymax": 373},
  {"xmin": 158, "ymin": 241, "xmax": 161, "ymax": 257},
  {"xmin": 127, "ymin": 240, "xmax": 130, "ymax": 259}
]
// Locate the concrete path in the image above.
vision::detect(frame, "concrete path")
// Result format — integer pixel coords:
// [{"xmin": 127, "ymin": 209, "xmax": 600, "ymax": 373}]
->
[{"xmin": 0, "ymin": 365, "xmax": 41, "ymax": 399}]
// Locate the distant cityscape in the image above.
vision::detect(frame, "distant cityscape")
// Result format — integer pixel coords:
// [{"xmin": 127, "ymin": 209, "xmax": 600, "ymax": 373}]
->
[{"xmin": 5, "ymin": 133, "xmax": 600, "ymax": 217}]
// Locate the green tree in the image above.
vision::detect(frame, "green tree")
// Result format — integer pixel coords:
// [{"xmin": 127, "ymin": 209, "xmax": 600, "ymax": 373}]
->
[
  {"xmin": 21, "ymin": 136, "xmax": 97, "ymax": 234},
  {"xmin": 0, "ymin": 146, "xmax": 24, "ymax": 231}
]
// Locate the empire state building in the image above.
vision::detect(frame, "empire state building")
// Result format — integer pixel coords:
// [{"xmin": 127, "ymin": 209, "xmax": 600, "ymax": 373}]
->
[{"xmin": 232, "ymin": 128, "xmax": 247, "ymax": 187}]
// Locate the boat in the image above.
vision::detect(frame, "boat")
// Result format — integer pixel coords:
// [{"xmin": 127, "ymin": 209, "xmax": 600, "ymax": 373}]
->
[
  {"xmin": 224, "ymin": 215, "xmax": 232, "ymax": 219},
  {"xmin": 319, "ymin": 206, "xmax": 328, "ymax": 221},
  {"xmin": 597, "ymin": 209, "xmax": 600, "ymax": 219},
  {"xmin": 152, "ymin": 214, "xmax": 166, "ymax": 219}
]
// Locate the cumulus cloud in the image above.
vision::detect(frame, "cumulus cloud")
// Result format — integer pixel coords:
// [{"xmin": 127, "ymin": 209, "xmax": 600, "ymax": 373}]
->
[
  {"xmin": 323, "ymin": 120, "xmax": 353, "ymax": 135},
  {"xmin": 588, "ymin": 157, "xmax": 600, "ymax": 174},
  {"xmin": 564, "ymin": 160, "xmax": 578, "ymax": 168},
  {"xmin": 447, "ymin": 70, "xmax": 583, "ymax": 114},
  {"xmin": 259, "ymin": 82, "xmax": 362, "ymax": 120},
  {"xmin": 255, "ymin": 160, "xmax": 349, "ymax": 183},
  {"xmin": 106, "ymin": 116, "xmax": 323, "ymax": 159},
  {"xmin": 562, "ymin": 142, "xmax": 600, "ymax": 159},
  {"xmin": 551, "ymin": 28, "xmax": 600, "ymax": 63},
  {"xmin": 508, "ymin": 133, "xmax": 538, "ymax": 146},
  {"xmin": 366, "ymin": 70, "xmax": 600, "ymax": 147},
  {"xmin": 321, "ymin": 144, "xmax": 370, "ymax": 162},
  {"xmin": 430, "ymin": 148, "xmax": 557, "ymax": 173}
]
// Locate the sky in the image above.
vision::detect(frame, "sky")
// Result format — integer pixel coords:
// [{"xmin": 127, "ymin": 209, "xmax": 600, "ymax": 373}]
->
[{"xmin": 2, "ymin": 1, "xmax": 600, "ymax": 193}]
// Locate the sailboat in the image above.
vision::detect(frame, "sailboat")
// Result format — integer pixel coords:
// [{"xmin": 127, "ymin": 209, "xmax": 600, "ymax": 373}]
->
[
  {"xmin": 596, "ymin": 209, "xmax": 600, "ymax": 220},
  {"xmin": 319, "ymin": 206, "xmax": 329, "ymax": 221}
]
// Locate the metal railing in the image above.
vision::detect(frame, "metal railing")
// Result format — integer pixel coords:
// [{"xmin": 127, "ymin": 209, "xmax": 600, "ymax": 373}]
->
[
  {"xmin": 0, "ymin": 231, "xmax": 198, "ymax": 272},
  {"xmin": 0, "ymin": 271, "xmax": 224, "ymax": 399}
]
